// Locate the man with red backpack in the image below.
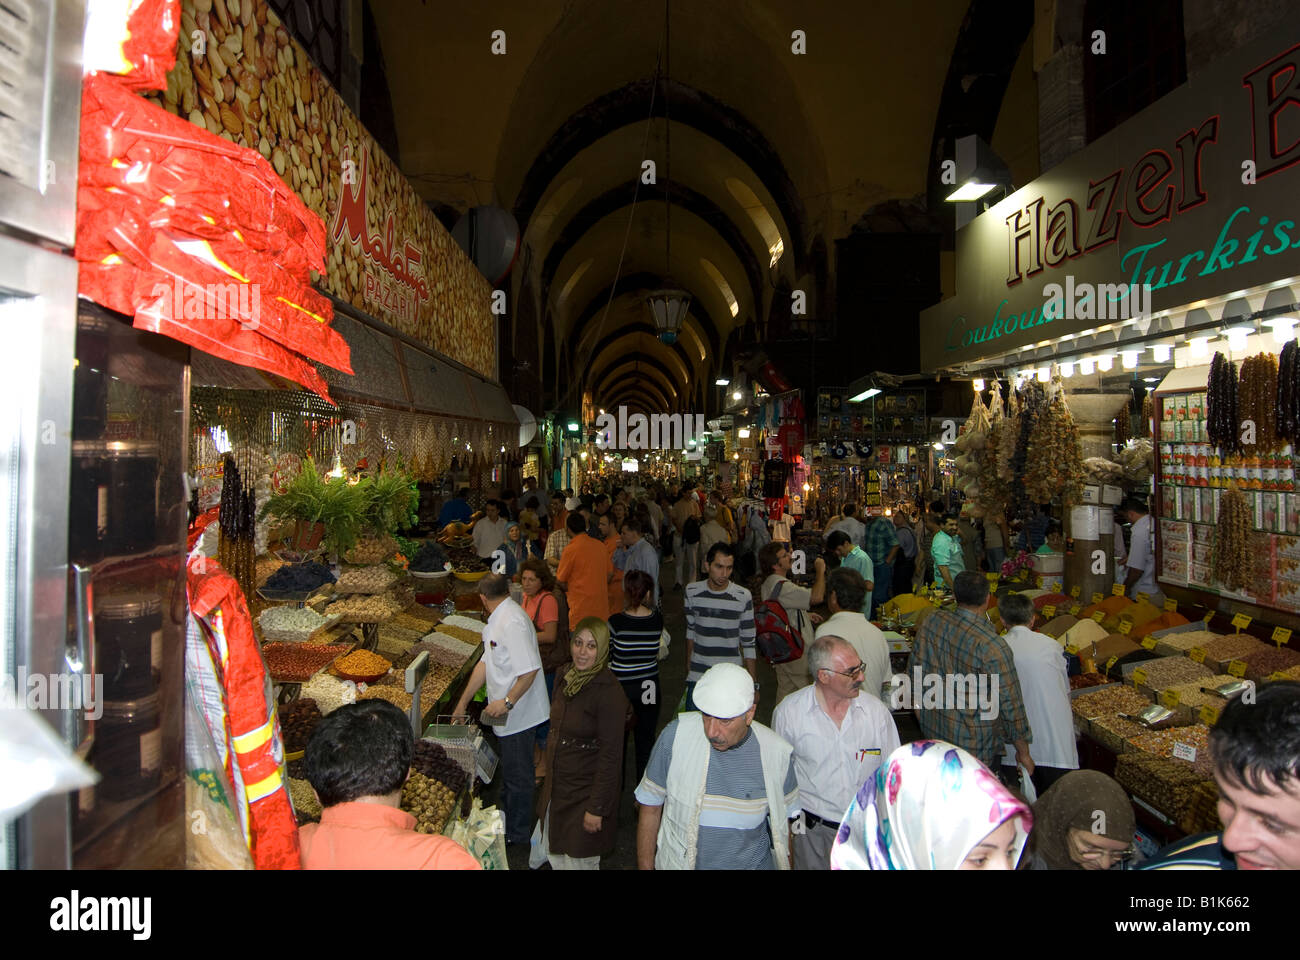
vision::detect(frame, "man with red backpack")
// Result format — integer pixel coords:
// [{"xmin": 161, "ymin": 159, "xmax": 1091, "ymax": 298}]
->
[{"xmin": 756, "ymin": 541, "xmax": 826, "ymax": 700}]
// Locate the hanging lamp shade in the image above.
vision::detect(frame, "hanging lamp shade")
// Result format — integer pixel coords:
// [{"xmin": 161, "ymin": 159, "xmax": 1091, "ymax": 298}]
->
[{"xmin": 647, "ymin": 288, "xmax": 691, "ymax": 344}]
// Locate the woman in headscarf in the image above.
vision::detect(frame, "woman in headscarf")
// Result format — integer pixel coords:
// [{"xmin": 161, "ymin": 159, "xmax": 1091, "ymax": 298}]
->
[
  {"xmin": 831, "ymin": 740, "xmax": 1033, "ymax": 870},
  {"xmin": 498, "ymin": 521, "xmax": 540, "ymax": 576},
  {"xmin": 529, "ymin": 617, "xmax": 629, "ymax": 870},
  {"xmin": 1021, "ymin": 770, "xmax": 1136, "ymax": 870}
]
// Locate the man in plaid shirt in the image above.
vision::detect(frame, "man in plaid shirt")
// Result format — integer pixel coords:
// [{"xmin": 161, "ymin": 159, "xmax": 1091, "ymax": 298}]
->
[
  {"xmin": 912, "ymin": 571, "xmax": 1034, "ymax": 777},
  {"xmin": 863, "ymin": 514, "xmax": 900, "ymax": 616}
]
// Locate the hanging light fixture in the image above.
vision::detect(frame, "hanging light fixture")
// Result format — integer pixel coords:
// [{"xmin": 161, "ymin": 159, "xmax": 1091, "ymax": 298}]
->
[
  {"xmin": 1150, "ymin": 343, "xmax": 1172, "ymax": 363},
  {"xmin": 1059, "ymin": 361, "xmax": 1074, "ymax": 378},
  {"xmin": 646, "ymin": 3, "xmax": 690, "ymax": 345},
  {"xmin": 1262, "ymin": 286, "xmax": 1297, "ymax": 344}
]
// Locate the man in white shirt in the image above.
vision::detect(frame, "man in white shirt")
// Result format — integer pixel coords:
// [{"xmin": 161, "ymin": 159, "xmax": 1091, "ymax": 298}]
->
[
  {"xmin": 472, "ymin": 499, "xmax": 509, "ymax": 560},
  {"xmin": 773, "ymin": 635, "xmax": 900, "ymax": 870},
  {"xmin": 814, "ymin": 568, "xmax": 891, "ymax": 703},
  {"xmin": 452, "ymin": 574, "xmax": 549, "ymax": 844},
  {"xmin": 823, "ymin": 502, "xmax": 866, "ymax": 548},
  {"xmin": 757, "ymin": 541, "xmax": 826, "ymax": 700},
  {"xmin": 1120, "ymin": 498, "xmax": 1164, "ymax": 604},
  {"xmin": 996, "ymin": 593, "xmax": 1078, "ymax": 795}
]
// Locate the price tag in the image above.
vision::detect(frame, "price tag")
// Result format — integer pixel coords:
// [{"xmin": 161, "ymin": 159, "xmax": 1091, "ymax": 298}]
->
[
  {"xmin": 1203, "ymin": 611, "xmax": 1215, "ymax": 625},
  {"xmin": 1070, "ymin": 585, "xmax": 1081, "ymax": 598},
  {"xmin": 1163, "ymin": 598, "xmax": 1178, "ymax": 613},
  {"xmin": 986, "ymin": 572, "xmax": 999, "ymax": 583},
  {"xmin": 1069, "ymin": 604, "xmax": 1082, "ymax": 617},
  {"xmin": 1106, "ymin": 655, "xmax": 1119, "ymax": 674},
  {"xmin": 1042, "ymin": 605, "xmax": 1056, "ymax": 620},
  {"xmin": 1092, "ymin": 592, "xmax": 1105, "ymax": 604},
  {"xmin": 1271, "ymin": 671, "xmax": 1290, "ymax": 682},
  {"xmin": 1189, "ymin": 647, "xmax": 1207, "ymax": 663},
  {"xmin": 1199, "ymin": 704, "xmax": 1221, "ymax": 725},
  {"xmin": 1137, "ymin": 592, "xmax": 1150, "ymax": 604},
  {"xmin": 1272, "ymin": 626, "xmax": 1292, "ymax": 647},
  {"xmin": 1111, "ymin": 583, "xmax": 1126, "ymax": 597},
  {"xmin": 1140, "ymin": 635, "xmax": 1156, "ymax": 648},
  {"xmin": 1172, "ymin": 741, "xmax": 1198, "ymax": 762},
  {"xmin": 1160, "ymin": 689, "xmax": 1181, "ymax": 708},
  {"xmin": 1228, "ymin": 660, "xmax": 1248, "ymax": 678},
  {"xmin": 1117, "ymin": 620, "xmax": 1134, "ymax": 635},
  {"xmin": 1231, "ymin": 613, "xmax": 1253, "ymax": 632},
  {"xmin": 1133, "ymin": 668, "xmax": 1148, "ymax": 688},
  {"xmin": 1065, "ymin": 643, "xmax": 1080, "ymax": 656},
  {"xmin": 1092, "ymin": 611, "xmax": 1106, "ymax": 624}
]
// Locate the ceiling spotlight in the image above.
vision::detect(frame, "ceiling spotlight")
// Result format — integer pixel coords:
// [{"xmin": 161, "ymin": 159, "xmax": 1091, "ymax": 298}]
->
[
  {"xmin": 1266, "ymin": 318, "xmax": 1297, "ymax": 345},
  {"xmin": 1225, "ymin": 325, "xmax": 1254, "ymax": 352},
  {"xmin": 973, "ymin": 378, "xmax": 985, "ymax": 392},
  {"xmin": 1096, "ymin": 354, "xmax": 1114, "ymax": 372},
  {"xmin": 715, "ymin": 378, "xmax": 730, "ymax": 386},
  {"xmin": 1151, "ymin": 343, "xmax": 1172, "ymax": 363},
  {"xmin": 1036, "ymin": 366, "xmax": 1050, "ymax": 383},
  {"xmin": 732, "ymin": 390, "xmax": 742, "ymax": 401},
  {"xmin": 1059, "ymin": 361, "xmax": 1074, "ymax": 378},
  {"xmin": 1122, "ymin": 350, "xmax": 1139, "ymax": 370},
  {"xmin": 1189, "ymin": 336, "xmax": 1210, "ymax": 359},
  {"xmin": 945, "ymin": 179, "xmax": 998, "ymax": 202},
  {"xmin": 1079, "ymin": 357, "xmax": 1095, "ymax": 375}
]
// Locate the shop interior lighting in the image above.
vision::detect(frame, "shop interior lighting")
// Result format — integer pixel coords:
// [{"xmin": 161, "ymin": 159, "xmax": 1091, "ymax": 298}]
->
[
  {"xmin": 1059, "ymin": 361, "xmax": 1074, "ymax": 378},
  {"xmin": 738, "ymin": 427, "xmax": 751, "ymax": 438},
  {"xmin": 972, "ymin": 378, "xmax": 985, "ymax": 392},
  {"xmin": 567, "ymin": 421, "xmax": 580, "ymax": 432},
  {"xmin": 1150, "ymin": 343, "xmax": 1172, "ymax": 363},
  {"xmin": 945, "ymin": 179, "xmax": 999, "ymax": 202},
  {"xmin": 1121, "ymin": 350, "xmax": 1139, "ymax": 370},
  {"xmin": 1266, "ymin": 318, "xmax": 1298, "ymax": 344},
  {"xmin": 732, "ymin": 390, "xmax": 742, "ymax": 401},
  {"xmin": 1096, "ymin": 354, "xmax": 1114, "ymax": 372},
  {"xmin": 733, "ymin": 452, "xmax": 739, "ymax": 460},
  {"xmin": 1036, "ymin": 366, "xmax": 1050, "ymax": 383},
  {"xmin": 1262, "ymin": 286, "xmax": 1297, "ymax": 344},
  {"xmin": 1188, "ymin": 336, "xmax": 1210, "ymax": 359},
  {"xmin": 849, "ymin": 387, "xmax": 881, "ymax": 401},
  {"xmin": 932, "ymin": 442, "xmax": 945, "ymax": 450},
  {"xmin": 1144, "ymin": 377, "xmax": 1161, "ymax": 383},
  {"xmin": 1225, "ymin": 325, "xmax": 1253, "ymax": 352},
  {"xmin": 715, "ymin": 378, "xmax": 730, "ymax": 386},
  {"xmin": 1078, "ymin": 357, "xmax": 1095, "ymax": 375}
]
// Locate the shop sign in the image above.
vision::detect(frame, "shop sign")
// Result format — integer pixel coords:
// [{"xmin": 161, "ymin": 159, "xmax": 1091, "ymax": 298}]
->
[{"xmin": 920, "ymin": 20, "xmax": 1300, "ymax": 370}]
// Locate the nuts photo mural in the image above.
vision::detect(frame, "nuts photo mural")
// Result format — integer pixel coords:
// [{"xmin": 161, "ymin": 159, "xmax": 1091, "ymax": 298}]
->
[{"xmin": 143, "ymin": 0, "xmax": 496, "ymax": 380}]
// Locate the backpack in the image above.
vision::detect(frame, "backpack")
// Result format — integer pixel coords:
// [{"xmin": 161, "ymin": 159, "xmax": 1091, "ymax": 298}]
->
[
  {"xmin": 683, "ymin": 515, "xmax": 701, "ymax": 544},
  {"xmin": 753, "ymin": 580, "xmax": 804, "ymax": 664}
]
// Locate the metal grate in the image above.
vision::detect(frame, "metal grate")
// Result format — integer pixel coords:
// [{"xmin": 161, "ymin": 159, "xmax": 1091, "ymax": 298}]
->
[{"xmin": 0, "ymin": 0, "xmax": 49, "ymax": 189}]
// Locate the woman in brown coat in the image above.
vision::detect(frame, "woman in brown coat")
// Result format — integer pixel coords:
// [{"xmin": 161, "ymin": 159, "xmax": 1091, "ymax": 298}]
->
[{"xmin": 528, "ymin": 616, "xmax": 628, "ymax": 869}]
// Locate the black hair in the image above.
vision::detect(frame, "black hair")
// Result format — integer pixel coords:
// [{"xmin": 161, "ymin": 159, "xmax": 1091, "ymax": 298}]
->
[
  {"xmin": 1119, "ymin": 497, "xmax": 1148, "ymax": 515},
  {"xmin": 953, "ymin": 570, "xmax": 990, "ymax": 606},
  {"xmin": 828, "ymin": 567, "xmax": 866, "ymax": 613},
  {"xmin": 841, "ymin": 503, "xmax": 857, "ymax": 517},
  {"xmin": 928, "ymin": 500, "xmax": 944, "ymax": 515},
  {"xmin": 622, "ymin": 516, "xmax": 643, "ymax": 535},
  {"xmin": 593, "ymin": 494, "xmax": 609, "ymax": 505},
  {"xmin": 827, "ymin": 530, "xmax": 853, "ymax": 550},
  {"xmin": 566, "ymin": 512, "xmax": 588, "ymax": 535},
  {"xmin": 304, "ymin": 700, "xmax": 412, "ymax": 807},
  {"xmin": 705, "ymin": 541, "xmax": 736, "ymax": 564},
  {"xmin": 623, "ymin": 569, "xmax": 655, "ymax": 609},
  {"xmin": 1210, "ymin": 681, "xmax": 1300, "ymax": 794}
]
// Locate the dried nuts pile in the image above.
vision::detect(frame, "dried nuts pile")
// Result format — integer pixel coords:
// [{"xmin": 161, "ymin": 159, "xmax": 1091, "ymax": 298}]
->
[
  {"xmin": 337, "ymin": 564, "xmax": 398, "ymax": 594},
  {"xmin": 288, "ymin": 777, "xmax": 321, "ymax": 820},
  {"xmin": 300, "ymin": 672, "xmax": 355, "ymax": 714},
  {"xmin": 412, "ymin": 739, "xmax": 468, "ymax": 794},
  {"xmin": 325, "ymin": 594, "xmax": 402, "ymax": 623},
  {"xmin": 279, "ymin": 697, "xmax": 322, "ymax": 753},
  {"xmin": 1071, "ymin": 685, "xmax": 1152, "ymax": 719},
  {"xmin": 261, "ymin": 642, "xmax": 351, "ymax": 682},
  {"xmin": 334, "ymin": 649, "xmax": 392, "ymax": 677},
  {"xmin": 400, "ymin": 770, "xmax": 457, "ymax": 834},
  {"xmin": 1133, "ymin": 656, "xmax": 1213, "ymax": 691}
]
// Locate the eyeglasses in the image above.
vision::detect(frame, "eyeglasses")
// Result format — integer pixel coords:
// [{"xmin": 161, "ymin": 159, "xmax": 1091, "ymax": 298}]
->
[
  {"xmin": 823, "ymin": 662, "xmax": 866, "ymax": 679},
  {"xmin": 1073, "ymin": 837, "xmax": 1136, "ymax": 862}
]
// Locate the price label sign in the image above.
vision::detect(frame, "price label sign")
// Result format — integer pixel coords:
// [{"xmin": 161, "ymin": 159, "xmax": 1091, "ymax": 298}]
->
[
  {"xmin": 986, "ymin": 572, "xmax": 999, "ymax": 584},
  {"xmin": 1199, "ymin": 704, "xmax": 1221, "ymax": 725},
  {"xmin": 1163, "ymin": 598, "xmax": 1178, "ymax": 613},
  {"xmin": 1092, "ymin": 611, "xmax": 1106, "ymax": 624},
  {"xmin": 1271, "ymin": 671, "xmax": 1290, "ymax": 682},
  {"xmin": 1069, "ymin": 604, "xmax": 1082, "ymax": 617},
  {"xmin": 1160, "ymin": 689, "xmax": 1181, "ymax": 708},
  {"xmin": 1137, "ymin": 592, "xmax": 1150, "ymax": 604},
  {"xmin": 1189, "ymin": 647, "xmax": 1207, "ymax": 663},
  {"xmin": 1070, "ymin": 585, "xmax": 1081, "ymax": 598},
  {"xmin": 1133, "ymin": 668, "xmax": 1148, "ymax": 688},
  {"xmin": 1106, "ymin": 655, "xmax": 1119, "ymax": 674},
  {"xmin": 1140, "ymin": 635, "xmax": 1156, "ymax": 648},
  {"xmin": 1203, "ymin": 611, "xmax": 1215, "ymax": 625},
  {"xmin": 1231, "ymin": 613, "xmax": 1253, "ymax": 632},
  {"xmin": 1065, "ymin": 643, "xmax": 1080, "ymax": 656},
  {"xmin": 1042, "ymin": 605, "xmax": 1056, "ymax": 620},
  {"xmin": 1272, "ymin": 626, "xmax": 1292, "ymax": 648},
  {"xmin": 1112, "ymin": 583, "xmax": 1126, "ymax": 597},
  {"xmin": 1172, "ymin": 741, "xmax": 1198, "ymax": 763},
  {"xmin": 1228, "ymin": 659, "xmax": 1248, "ymax": 678},
  {"xmin": 1116, "ymin": 620, "xmax": 1134, "ymax": 635},
  {"xmin": 1092, "ymin": 592, "xmax": 1105, "ymax": 604}
]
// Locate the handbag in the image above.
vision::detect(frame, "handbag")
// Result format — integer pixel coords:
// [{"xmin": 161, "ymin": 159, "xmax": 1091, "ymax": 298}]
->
[{"xmin": 657, "ymin": 626, "xmax": 671, "ymax": 661}]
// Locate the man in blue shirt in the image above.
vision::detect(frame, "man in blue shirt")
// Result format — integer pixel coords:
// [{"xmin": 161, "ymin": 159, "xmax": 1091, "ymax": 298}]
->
[
  {"xmin": 613, "ymin": 516, "xmax": 660, "ymax": 608},
  {"xmin": 437, "ymin": 488, "xmax": 472, "ymax": 528}
]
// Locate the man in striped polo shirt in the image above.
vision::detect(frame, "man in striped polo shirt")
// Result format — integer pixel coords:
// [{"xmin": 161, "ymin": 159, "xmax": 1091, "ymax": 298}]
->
[{"xmin": 684, "ymin": 542, "xmax": 756, "ymax": 711}]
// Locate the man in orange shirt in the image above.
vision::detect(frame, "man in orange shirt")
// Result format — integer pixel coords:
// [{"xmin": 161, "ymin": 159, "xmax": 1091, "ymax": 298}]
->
[
  {"xmin": 598, "ymin": 512, "xmax": 624, "ymax": 616},
  {"xmin": 557, "ymin": 512, "xmax": 612, "ymax": 628},
  {"xmin": 298, "ymin": 700, "xmax": 481, "ymax": 870}
]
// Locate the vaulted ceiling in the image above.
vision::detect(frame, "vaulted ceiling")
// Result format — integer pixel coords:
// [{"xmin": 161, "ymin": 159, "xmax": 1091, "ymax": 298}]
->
[{"xmin": 370, "ymin": 0, "xmax": 1033, "ymax": 414}]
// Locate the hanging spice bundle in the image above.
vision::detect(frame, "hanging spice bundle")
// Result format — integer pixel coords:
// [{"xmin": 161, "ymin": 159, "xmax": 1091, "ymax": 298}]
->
[
  {"xmin": 1010, "ymin": 382, "xmax": 1047, "ymax": 520},
  {"xmin": 1278, "ymin": 340, "xmax": 1300, "ymax": 446},
  {"xmin": 217, "ymin": 454, "xmax": 257, "ymax": 600},
  {"xmin": 1023, "ymin": 388, "xmax": 1086, "ymax": 507},
  {"xmin": 953, "ymin": 390, "xmax": 991, "ymax": 504},
  {"xmin": 1115, "ymin": 399, "xmax": 1132, "ymax": 448},
  {"xmin": 996, "ymin": 385, "xmax": 1022, "ymax": 483},
  {"xmin": 1237, "ymin": 353, "xmax": 1280, "ymax": 452},
  {"xmin": 979, "ymin": 381, "xmax": 1012, "ymax": 520},
  {"xmin": 1206, "ymin": 352, "xmax": 1239, "ymax": 454},
  {"xmin": 1211, "ymin": 482, "xmax": 1253, "ymax": 592},
  {"xmin": 1140, "ymin": 393, "xmax": 1155, "ymax": 439}
]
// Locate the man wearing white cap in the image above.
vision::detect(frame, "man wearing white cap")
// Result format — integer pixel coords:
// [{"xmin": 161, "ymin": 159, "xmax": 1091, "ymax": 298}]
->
[{"xmin": 635, "ymin": 663, "xmax": 800, "ymax": 870}]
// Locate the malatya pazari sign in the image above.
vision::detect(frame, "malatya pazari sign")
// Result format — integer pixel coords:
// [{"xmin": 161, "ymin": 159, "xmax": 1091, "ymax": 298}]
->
[{"xmin": 920, "ymin": 21, "xmax": 1300, "ymax": 372}]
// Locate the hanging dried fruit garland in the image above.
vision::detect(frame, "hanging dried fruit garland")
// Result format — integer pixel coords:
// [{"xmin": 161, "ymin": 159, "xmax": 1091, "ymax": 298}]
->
[
  {"xmin": 978, "ymin": 381, "xmax": 1012, "ymax": 521},
  {"xmin": 1206, "ymin": 352, "xmax": 1239, "ymax": 453},
  {"xmin": 1024, "ymin": 387, "xmax": 1085, "ymax": 507},
  {"xmin": 1237, "ymin": 353, "xmax": 1280, "ymax": 452},
  {"xmin": 954, "ymin": 390, "xmax": 991, "ymax": 506},
  {"xmin": 1278, "ymin": 340, "xmax": 1300, "ymax": 446},
  {"xmin": 1211, "ymin": 482, "xmax": 1253, "ymax": 592}
]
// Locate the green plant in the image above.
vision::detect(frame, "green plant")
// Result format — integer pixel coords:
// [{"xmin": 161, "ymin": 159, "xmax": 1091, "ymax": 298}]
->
[
  {"xmin": 363, "ymin": 469, "xmax": 419, "ymax": 535},
  {"xmin": 259, "ymin": 458, "xmax": 368, "ymax": 555}
]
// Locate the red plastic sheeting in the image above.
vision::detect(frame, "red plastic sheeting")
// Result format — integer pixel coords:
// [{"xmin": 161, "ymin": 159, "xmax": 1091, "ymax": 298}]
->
[{"xmin": 76, "ymin": 69, "xmax": 348, "ymax": 402}]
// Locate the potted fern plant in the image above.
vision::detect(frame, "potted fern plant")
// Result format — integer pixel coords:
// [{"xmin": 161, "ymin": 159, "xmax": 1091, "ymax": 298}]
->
[
  {"xmin": 259, "ymin": 459, "xmax": 367, "ymax": 555},
  {"xmin": 345, "ymin": 469, "xmax": 419, "ymax": 564}
]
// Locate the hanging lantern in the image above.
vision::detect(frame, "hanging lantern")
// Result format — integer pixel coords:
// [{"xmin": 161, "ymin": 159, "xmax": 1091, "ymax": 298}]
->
[{"xmin": 646, "ymin": 288, "xmax": 691, "ymax": 344}]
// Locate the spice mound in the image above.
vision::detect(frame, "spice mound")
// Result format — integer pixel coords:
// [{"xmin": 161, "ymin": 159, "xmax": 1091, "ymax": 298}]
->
[{"xmin": 334, "ymin": 650, "xmax": 393, "ymax": 678}]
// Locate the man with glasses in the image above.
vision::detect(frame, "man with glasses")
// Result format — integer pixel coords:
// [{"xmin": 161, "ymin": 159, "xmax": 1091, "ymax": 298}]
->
[{"xmin": 773, "ymin": 636, "xmax": 900, "ymax": 870}]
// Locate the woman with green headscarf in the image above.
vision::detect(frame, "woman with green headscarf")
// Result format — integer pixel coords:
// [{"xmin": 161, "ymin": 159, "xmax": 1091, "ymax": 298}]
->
[
  {"xmin": 1022, "ymin": 769, "xmax": 1138, "ymax": 870},
  {"xmin": 529, "ymin": 616, "xmax": 630, "ymax": 869}
]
